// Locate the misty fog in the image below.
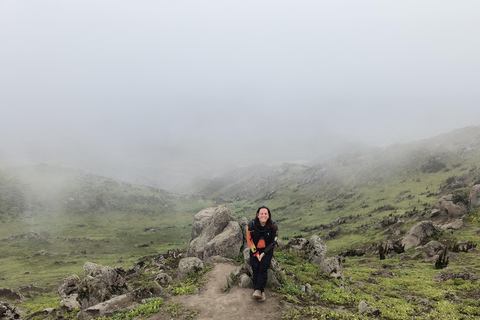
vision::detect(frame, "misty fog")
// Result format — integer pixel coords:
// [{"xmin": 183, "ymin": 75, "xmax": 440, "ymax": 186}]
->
[{"xmin": 1, "ymin": 1, "xmax": 480, "ymax": 191}]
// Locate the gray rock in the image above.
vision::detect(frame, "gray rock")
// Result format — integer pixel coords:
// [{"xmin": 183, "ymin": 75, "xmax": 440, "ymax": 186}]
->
[
  {"xmin": 188, "ymin": 206, "xmax": 243, "ymax": 260},
  {"xmin": 441, "ymin": 219, "xmax": 464, "ymax": 231},
  {"xmin": 434, "ymin": 194, "xmax": 468, "ymax": 220},
  {"xmin": 306, "ymin": 235, "xmax": 327, "ymax": 265},
  {"xmin": 401, "ymin": 221, "xmax": 438, "ymax": 250},
  {"xmin": 305, "ymin": 283, "xmax": 313, "ymax": 294},
  {"xmin": 58, "ymin": 275, "xmax": 81, "ymax": 299},
  {"xmin": 286, "ymin": 238, "xmax": 309, "ymax": 251},
  {"xmin": 176, "ymin": 257, "xmax": 204, "ymax": 279},
  {"xmin": 0, "ymin": 301, "xmax": 23, "ymax": 320},
  {"xmin": 319, "ymin": 256, "xmax": 344, "ymax": 280},
  {"xmin": 226, "ymin": 273, "xmax": 234, "ymax": 287},
  {"xmin": 78, "ymin": 262, "xmax": 129, "ymax": 309},
  {"xmin": 60, "ymin": 294, "xmax": 81, "ymax": 312},
  {"xmin": 420, "ymin": 241, "xmax": 446, "ymax": 257},
  {"xmin": 358, "ymin": 300, "xmax": 380, "ymax": 316},
  {"xmin": 78, "ymin": 293, "xmax": 137, "ymax": 320},
  {"xmin": 266, "ymin": 269, "xmax": 281, "ymax": 288},
  {"xmin": 239, "ymin": 274, "xmax": 253, "ymax": 288},
  {"xmin": 155, "ymin": 273, "xmax": 172, "ymax": 286}
]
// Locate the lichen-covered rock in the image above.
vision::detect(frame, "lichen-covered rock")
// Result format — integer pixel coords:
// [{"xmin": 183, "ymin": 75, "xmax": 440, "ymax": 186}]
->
[
  {"xmin": 319, "ymin": 256, "xmax": 344, "ymax": 280},
  {"xmin": 358, "ymin": 300, "xmax": 380, "ymax": 316},
  {"xmin": 0, "ymin": 301, "xmax": 23, "ymax": 320},
  {"xmin": 238, "ymin": 274, "xmax": 253, "ymax": 288},
  {"xmin": 401, "ymin": 221, "xmax": 438, "ymax": 250},
  {"xmin": 266, "ymin": 269, "xmax": 281, "ymax": 288},
  {"xmin": 434, "ymin": 194, "xmax": 468, "ymax": 219},
  {"xmin": 188, "ymin": 206, "xmax": 243, "ymax": 260},
  {"xmin": 155, "ymin": 273, "xmax": 172, "ymax": 286},
  {"xmin": 420, "ymin": 241, "xmax": 446, "ymax": 257},
  {"xmin": 176, "ymin": 257, "xmax": 204, "ymax": 279},
  {"xmin": 286, "ymin": 238, "xmax": 309, "ymax": 251},
  {"xmin": 306, "ymin": 235, "xmax": 327, "ymax": 265},
  {"xmin": 78, "ymin": 262, "xmax": 129, "ymax": 309},
  {"xmin": 441, "ymin": 219, "xmax": 463, "ymax": 231}
]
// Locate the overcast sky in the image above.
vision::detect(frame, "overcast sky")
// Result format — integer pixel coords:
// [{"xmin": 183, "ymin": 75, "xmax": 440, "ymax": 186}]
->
[{"xmin": 1, "ymin": 1, "xmax": 480, "ymax": 171}]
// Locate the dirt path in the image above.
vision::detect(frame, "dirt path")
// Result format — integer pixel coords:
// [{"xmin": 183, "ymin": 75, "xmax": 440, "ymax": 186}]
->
[{"xmin": 151, "ymin": 262, "xmax": 288, "ymax": 320}]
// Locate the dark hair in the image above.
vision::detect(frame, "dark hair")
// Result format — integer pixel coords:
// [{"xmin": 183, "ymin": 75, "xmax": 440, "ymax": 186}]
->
[{"xmin": 254, "ymin": 206, "xmax": 274, "ymax": 231}]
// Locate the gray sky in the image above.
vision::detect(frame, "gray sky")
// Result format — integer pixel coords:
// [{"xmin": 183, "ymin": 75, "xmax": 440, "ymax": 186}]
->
[{"xmin": 1, "ymin": 1, "xmax": 480, "ymax": 174}]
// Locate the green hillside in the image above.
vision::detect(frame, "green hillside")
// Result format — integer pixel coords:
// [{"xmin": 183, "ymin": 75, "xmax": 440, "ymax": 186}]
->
[
  {"xmin": 0, "ymin": 165, "xmax": 214, "ymax": 291},
  {"xmin": 195, "ymin": 125, "xmax": 480, "ymax": 254},
  {"xmin": 1, "ymin": 125, "xmax": 480, "ymax": 319}
]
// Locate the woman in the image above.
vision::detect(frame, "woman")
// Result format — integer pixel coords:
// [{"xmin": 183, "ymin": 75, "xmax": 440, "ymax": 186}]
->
[{"xmin": 246, "ymin": 206, "xmax": 278, "ymax": 302}]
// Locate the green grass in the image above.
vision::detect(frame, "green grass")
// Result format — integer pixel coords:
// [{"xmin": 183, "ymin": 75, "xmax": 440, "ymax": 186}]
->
[
  {"xmin": 277, "ymin": 237, "xmax": 480, "ymax": 319},
  {"xmin": 0, "ymin": 201, "xmax": 210, "ymax": 290}
]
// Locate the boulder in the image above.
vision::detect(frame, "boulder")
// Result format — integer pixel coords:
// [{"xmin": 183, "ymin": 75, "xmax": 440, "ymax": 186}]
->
[
  {"xmin": 58, "ymin": 275, "xmax": 81, "ymax": 300},
  {"xmin": 60, "ymin": 294, "xmax": 81, "ymax": 312},
  {"xmin": 469, "ymin": 184, "xmax": 480, "ymax": 208},
  {"xmin": 188, "ymin": 206, "xmax": 243, "ymax": 260},
  {"xmin": 358, "ymin": 300, "xmax": 380, "ymax": 316},
  {"xmin": 401, "ymin": 221, "xmax": 438, "ymax": 250},
  {"xmin": 78, "ymin": 293, "xmax": 138, "ymax": 320},
  {"xmin": 238, "ymin": 274, "xmax": 253, "ymax": 288},
  {"xmin": 420, "ymin": 241, "xmax": 446, "ymax": 257},
  {"xmin": 238, "ymin": 217, "xmax": 249, "ymax": 249},
  {"xmin": 434, "ymin": 194, "xmax": 468, "ymax": 220},
  {"xmin": 266, "ymin": 269, "xmax": 281, "ymax": 288},
  {"xmin": 441, "ymin": 219, "xmax": 463, "ymax": 231},
  {"xmin": 155, "ymin": 273, "xmax": 172, "ymax": 286},
  {"xmin": 176, "ymin": 257, "xmax": 204, "ymax": 279},
  {"xmin": 306, "ymin": 235, "xmax": 327, "ymax": 265},
  {"xmin": 286, "ymin": 238, "xmax": 309, "ymax": 251},
  {"xmin": 319, "ymin": 256, "xmax": 344, "ymax": 280},
  {"xmin": 0, "ymin": 301, "xmax": 23, "ymax": 320},
  {"xmin": 78, "ymin": 262, "xmax": 129, "ymax": 309},
  {"xmin": 203, "ymin": 221, "xmax": 243, "ymax": 260}
]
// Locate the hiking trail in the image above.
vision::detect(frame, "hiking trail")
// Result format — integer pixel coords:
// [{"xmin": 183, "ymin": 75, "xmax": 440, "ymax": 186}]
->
[{"xmin": 148, "ymin": 262, "xmax": 289, "ymax": 320}]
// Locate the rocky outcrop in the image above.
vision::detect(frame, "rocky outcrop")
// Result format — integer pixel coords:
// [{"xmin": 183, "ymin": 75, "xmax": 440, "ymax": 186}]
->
[
  {"xmin": 286, "ymin": 235, "xmax": 343, "ymax": 279},
  {"xmin": 319, "ymin": 256, "xmax": 344, "ymax": 280},
  {"xmin": 0, "ymin": 301, "xmax": 23, "ymax": 320},
  {"xmin": 78, "ymin": 293, "xmax": 137, "ymax": 320},
  {"xmin": 58, "ymin": 275, "xmax": 82, "ymax": 312},
  {"xmin": 306, "ymin": 235, "xmax": 328, "ymax": 265},
  {"xmin": 188, "ymin": 205, "xmax": 243, "ymax": 260},
  {"xmin": 57, "ymin": 250, "xmax": 185, "ymax": 319},
  {"xmin": 419, "ymin": 241, "xmax": 446, "ymax": 257},
  {"xmin": 358, "ymin": 300, "xmax": 380, "ymax": 316},
  {"xmin": 440, "ymin": 219, "xmax": 463, "ymax": 231},
  {"xmin": 78, "ymin": 263, "xmax": 130, "ymax": 309},
  {"xmin": 286, "ymin": 238, "xmax": 309, "ymax": 251},
  {"xmin": 433, "ymin": 194, "xmax": 468, "ymax": 220},
  {"xmin": 58, "ymin": 262, "xmax": 130, "ymax": 311},
  {"xmin": 401, "ymin": 221, "xmax": 438, "ymax": 250},
  {"xmin": 176, "ymin": 257, "xmax": 204, "ymax": 279}
]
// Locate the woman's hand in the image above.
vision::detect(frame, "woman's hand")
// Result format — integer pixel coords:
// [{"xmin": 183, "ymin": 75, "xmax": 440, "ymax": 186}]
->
[{"xmin": 257, "ymin": 252, "xmax": 265, "ymax": 261}]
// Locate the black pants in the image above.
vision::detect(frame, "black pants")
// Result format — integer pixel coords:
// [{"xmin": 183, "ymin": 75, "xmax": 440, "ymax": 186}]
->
[{"xmin": 250, "ymin": 250, "xmax": 273, "ymax": 292}]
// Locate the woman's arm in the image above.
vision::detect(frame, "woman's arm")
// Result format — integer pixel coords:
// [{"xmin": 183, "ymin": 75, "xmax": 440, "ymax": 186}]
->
[
  {"xmin": 263, "ymin": 223, "xmax": 278, "ymax": 254},
  {"xmin": 246, "ymin": 221, "xmax": 258, "ymax": 255}
]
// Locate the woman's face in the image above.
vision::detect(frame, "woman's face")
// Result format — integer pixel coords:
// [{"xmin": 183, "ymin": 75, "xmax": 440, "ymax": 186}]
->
[{"xmin": 257, "ymin": 208, "xmax": 270, "ymax": 225}]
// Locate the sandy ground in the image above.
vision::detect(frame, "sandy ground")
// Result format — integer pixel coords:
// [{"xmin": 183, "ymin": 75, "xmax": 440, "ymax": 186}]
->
[{"xmin": 149, "ymin": 262, "xmax": 288, "ymax": 320}]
